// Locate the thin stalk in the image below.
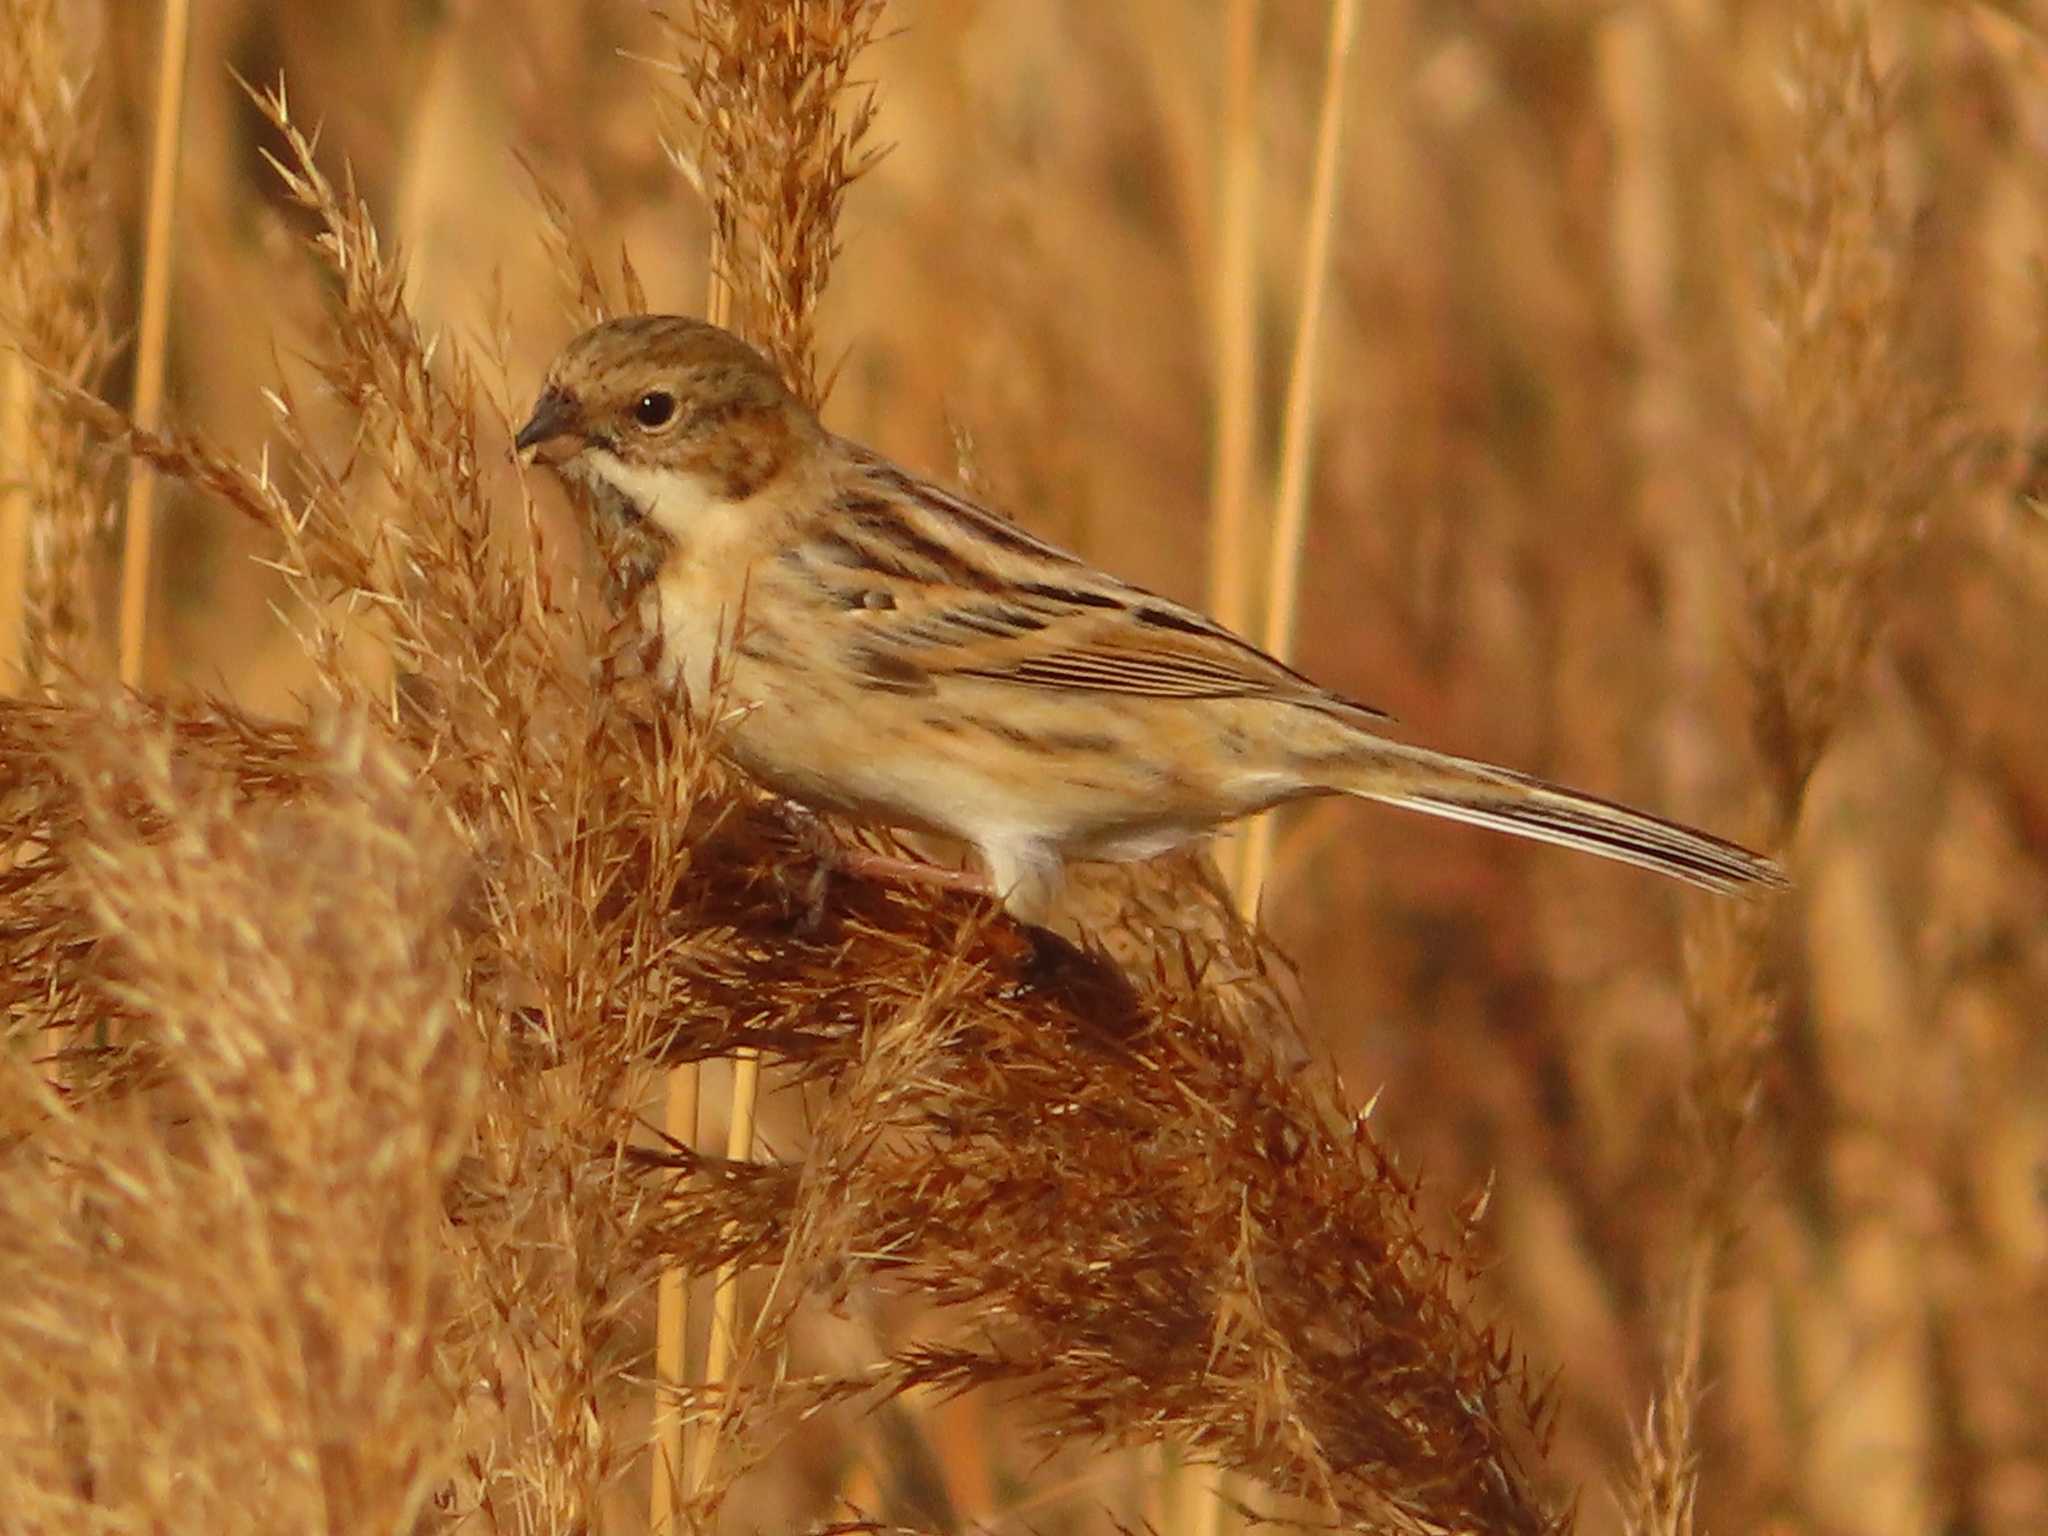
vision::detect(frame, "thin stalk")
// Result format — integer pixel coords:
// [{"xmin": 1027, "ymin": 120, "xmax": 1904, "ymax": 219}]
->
[
  {"xmin": 1206, "ymin": 0, "xmax": 1262, "ymax": 639},
  {"xmin": 1207, "ymin": 0, "xmax": 1264, "ymax": 910},
  {"xmin": 0, "ymin": 346, "xmax": 50, "ymax": 1125},
  {"xmin": 682, "ymin": 235, "xmax": 752, "ymax": 1504},
  {"xmin": 1192, "ymin": 1464, "xmax": 1236, "ymax": 1536},
  {"xmin": 651, "ymin": 208, "xmax": 731, "ymax": 1525},
  {"xmin": 1190, "ymin": 11, "xmax": 1264, "ymax": 1523},
  {"xmin": 706, "ymin": 235, "xmax": 733, "ymax": 331},
  {"xmin": 117, "ymin": 0, "xmax": 193, "ymax": 689},
  {"xmin": 649, "ymin": 1061, "xmax": 700, "ymax": 1533},
  {"xmin": 693, "ymin": 1049, "xmax": 759, "ymax": 1490},
  {"xmin": 1235, "ymin": 0, "xmax": 1359, "ymax": 914},
  {"xmin": 0, "ymin": 355, "xmax": 29, "ymax": 690}
]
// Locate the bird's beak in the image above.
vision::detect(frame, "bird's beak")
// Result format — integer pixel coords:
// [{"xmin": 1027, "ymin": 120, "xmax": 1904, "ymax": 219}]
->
[{"xmin": 514, "ymin": 385, "xmax": 583, "ymax": 466}]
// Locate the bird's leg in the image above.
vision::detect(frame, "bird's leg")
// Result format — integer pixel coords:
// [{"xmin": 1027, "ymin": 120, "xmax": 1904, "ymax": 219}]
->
[
  {"xmin": 768, "ymin": 799, "xmax": 992, "ymax": 928},
  {"xmin": 833, "ymin": 847, "xmax": 994, "ymax": 897}
]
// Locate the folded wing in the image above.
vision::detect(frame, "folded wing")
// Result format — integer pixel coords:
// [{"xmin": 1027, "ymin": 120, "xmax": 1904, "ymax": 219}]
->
[{"xmin": 790, "ymin": 447, "xmax": 1387, "ymax": 720}]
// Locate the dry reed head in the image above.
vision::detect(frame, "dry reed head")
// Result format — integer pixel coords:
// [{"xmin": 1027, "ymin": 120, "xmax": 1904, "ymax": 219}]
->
[
  {"xmin": 1, "ymin": 682, "xmax": 1568, "ymax": 1535},
  {"xmin": 0, "ymin": 705, "xmax": 473, "ymax": 1530},
  {"xmin": 1731, "ymin": 5, "xmax": 1965, "ymax": 830},
  {"xmin": 659, "ymin": 0, "xmax": 889, "ymax": 401},
  {"xmin": 0, "ymin": 0, "xmax": 113, "ymax": 685},
  {"xmin": 1644, "ymin": 10, "xmax": 1995, "ymax": 1536}
]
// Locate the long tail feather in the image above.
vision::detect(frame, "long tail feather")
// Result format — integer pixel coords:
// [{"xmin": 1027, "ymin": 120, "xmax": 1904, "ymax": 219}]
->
[{"xmin": 1334, "ymin": 745, "xmax": 1788, "ymax": 895}]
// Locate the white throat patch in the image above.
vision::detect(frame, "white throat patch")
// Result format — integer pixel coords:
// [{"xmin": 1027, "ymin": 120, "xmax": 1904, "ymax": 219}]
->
[{"xmin": 574, "ymin": 449, "xmax": 725, "ymax": 541}]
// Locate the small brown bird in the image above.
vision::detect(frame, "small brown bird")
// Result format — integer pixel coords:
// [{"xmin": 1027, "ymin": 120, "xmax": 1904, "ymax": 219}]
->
[{"xmin": 516, "ymin": 315, "xmax": 1785, "ymax": 921}]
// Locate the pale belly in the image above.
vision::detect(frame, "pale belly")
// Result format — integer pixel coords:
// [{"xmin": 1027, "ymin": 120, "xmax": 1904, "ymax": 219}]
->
[{"xmin": 709, "ymin": 661, "xmax": 1302, "ymax": 865}]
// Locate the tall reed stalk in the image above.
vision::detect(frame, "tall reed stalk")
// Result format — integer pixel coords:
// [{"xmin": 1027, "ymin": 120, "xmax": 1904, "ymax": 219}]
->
[
  {"xmin": 645, "ymin": 188, "xmax": 733, "ymax": 1533},
  {"xmin": 1205, "ymin": 0, "xmax": 1265, "ymax": 918},
  {"xmin": 656, "ymin": 3, "xmax": 887, "ymax": 1509},
  {"xmin": 647, "ymin": 159, "xmax": 731, "ymax": 1536},
  {"xmin": 649, "ymin": 1063, "xmax": 699, "ymax": 1531},
  {"xmin": 0, "ymin": 357, "xmax": 27, "ymax": 689},
  {"xmin": 1232, "ymin": 0, "xmax": 1358, "ymax": 912},
  {"xmin": 116, "ymin": 0, "xmax": 192, "ymax": 689},
  {"xmin": 1191, "ymin": 12, "xmax": 1358, "ymax": 1521},
  {"xmin": 691, "ymin": 239, "xmax": 751, "ymax": 1502},
  {"xmin": 1206, "ymin": 0, "xmax": 1263, "ymax": 643},
  {"xmin": 1183, "ymin": 9, "xmax": 1266, "ymax": 1526}
]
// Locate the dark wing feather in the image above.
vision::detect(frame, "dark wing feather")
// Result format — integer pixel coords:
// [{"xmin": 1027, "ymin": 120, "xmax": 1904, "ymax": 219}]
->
[{"xmin": 782, "ymin": 447, "xmax": 1388, "ymax": 720}]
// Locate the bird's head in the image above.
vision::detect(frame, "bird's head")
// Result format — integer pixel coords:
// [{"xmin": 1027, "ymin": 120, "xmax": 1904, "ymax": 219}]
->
[{"xmin": 515, "ymin": 314, "xmax": 819, "ymax": 535}]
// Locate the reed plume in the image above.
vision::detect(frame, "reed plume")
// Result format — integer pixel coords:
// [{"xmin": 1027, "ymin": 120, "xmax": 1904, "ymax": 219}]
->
[{"xmin": 0, "ymin": 0, "xmax": 112, "ymax": 686}]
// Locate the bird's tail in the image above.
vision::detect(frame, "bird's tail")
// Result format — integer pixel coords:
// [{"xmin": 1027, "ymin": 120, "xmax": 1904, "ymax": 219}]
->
[{"xmin": 1325, "ymin": 740, "xmax": 1788, "ymax": 895}]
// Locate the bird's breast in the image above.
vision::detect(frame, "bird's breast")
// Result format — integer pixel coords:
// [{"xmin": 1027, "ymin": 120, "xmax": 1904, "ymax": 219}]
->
[{"xmin": 646, "ymin": 505, "xmax": 783, "ymax": 705}]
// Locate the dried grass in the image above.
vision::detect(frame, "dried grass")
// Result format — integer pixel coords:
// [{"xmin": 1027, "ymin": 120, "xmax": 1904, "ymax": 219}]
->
[
  {"xmin": 1638, "ymin": 9, "xmax": 1975, "ymax": 1533},
  {"xmin": 0, "ymin": 708, "xmax": 473, "ymax": 1531},
  {"xmin": 1732, "ymin": 6, "xmax": 1962, "ymax": 830},
  {"xmin": 3, "ymin": 3, "xmax": 2044, "ymax": 1535},
  {"xmin": 0, "ymin": 0, "xmax": 113, "ymax": 687},
  {"xmin": 659, "ymin": 0, "xmax": 890, "ymax": 407},
  {"xmin": 1, "ymin": 25, "xmax": 1563, "ymax": 1536}
]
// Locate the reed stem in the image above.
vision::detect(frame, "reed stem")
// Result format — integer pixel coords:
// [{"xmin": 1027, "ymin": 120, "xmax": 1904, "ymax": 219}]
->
[
  {"xmin": 1206, "ymin": 0, "xmax": 1262, "ymax": 640},
  {"xmin": 117, "ymin": 0, "xmax": 192, "ymax": 690},
  {"xmin": 649, "ymin": 1060, "xmax": 700, "ymax": 1532},
  {"xmin": 680, "ymin": 236, "xmax": 752, "ymax": 1507},
  {"xmin": 1235, "ymin": 0, "xmax": 1359, "ymax": 913},
  {"xmin": 0, "ymin": 355, "xmax": 29, "ymax": 690}
]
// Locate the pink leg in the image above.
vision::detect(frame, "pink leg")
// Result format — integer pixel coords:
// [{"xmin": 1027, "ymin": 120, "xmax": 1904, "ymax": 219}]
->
[
  {"xmin": 768, "ymin": 798, "xmax": 993, "ymax": 906},
  {"xmin": 832, "ymin": 845, "xmax": 993, "ymax": 898}
]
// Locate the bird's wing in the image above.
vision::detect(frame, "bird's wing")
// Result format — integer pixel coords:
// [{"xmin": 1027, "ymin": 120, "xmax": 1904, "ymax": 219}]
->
[{"xmin": 779, "ymin": 448, "xmax": 1387, "ymax": 719}]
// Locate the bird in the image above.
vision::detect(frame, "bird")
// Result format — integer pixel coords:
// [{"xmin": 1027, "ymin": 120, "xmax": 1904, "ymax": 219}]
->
[{"xmin": 515, "ymin": 314, "xmax": 1786, "ymax": 923}]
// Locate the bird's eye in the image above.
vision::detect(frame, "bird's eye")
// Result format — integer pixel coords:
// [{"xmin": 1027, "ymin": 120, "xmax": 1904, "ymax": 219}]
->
[{"xmin": 633, "ymin": 390, "xmax": 677, "ymax": 429}]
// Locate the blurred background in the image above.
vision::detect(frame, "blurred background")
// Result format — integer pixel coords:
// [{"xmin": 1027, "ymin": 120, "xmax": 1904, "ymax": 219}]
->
[{"xmin": 52, "ymin": 0, "xmax": 2048, "ymax": 1531}]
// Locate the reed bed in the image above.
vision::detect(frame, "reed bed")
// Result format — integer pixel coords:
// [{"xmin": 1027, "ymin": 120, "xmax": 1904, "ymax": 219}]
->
[{"xmin": 2, "ymin": 3, "xmax": 2044, "ymax": 1535}]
